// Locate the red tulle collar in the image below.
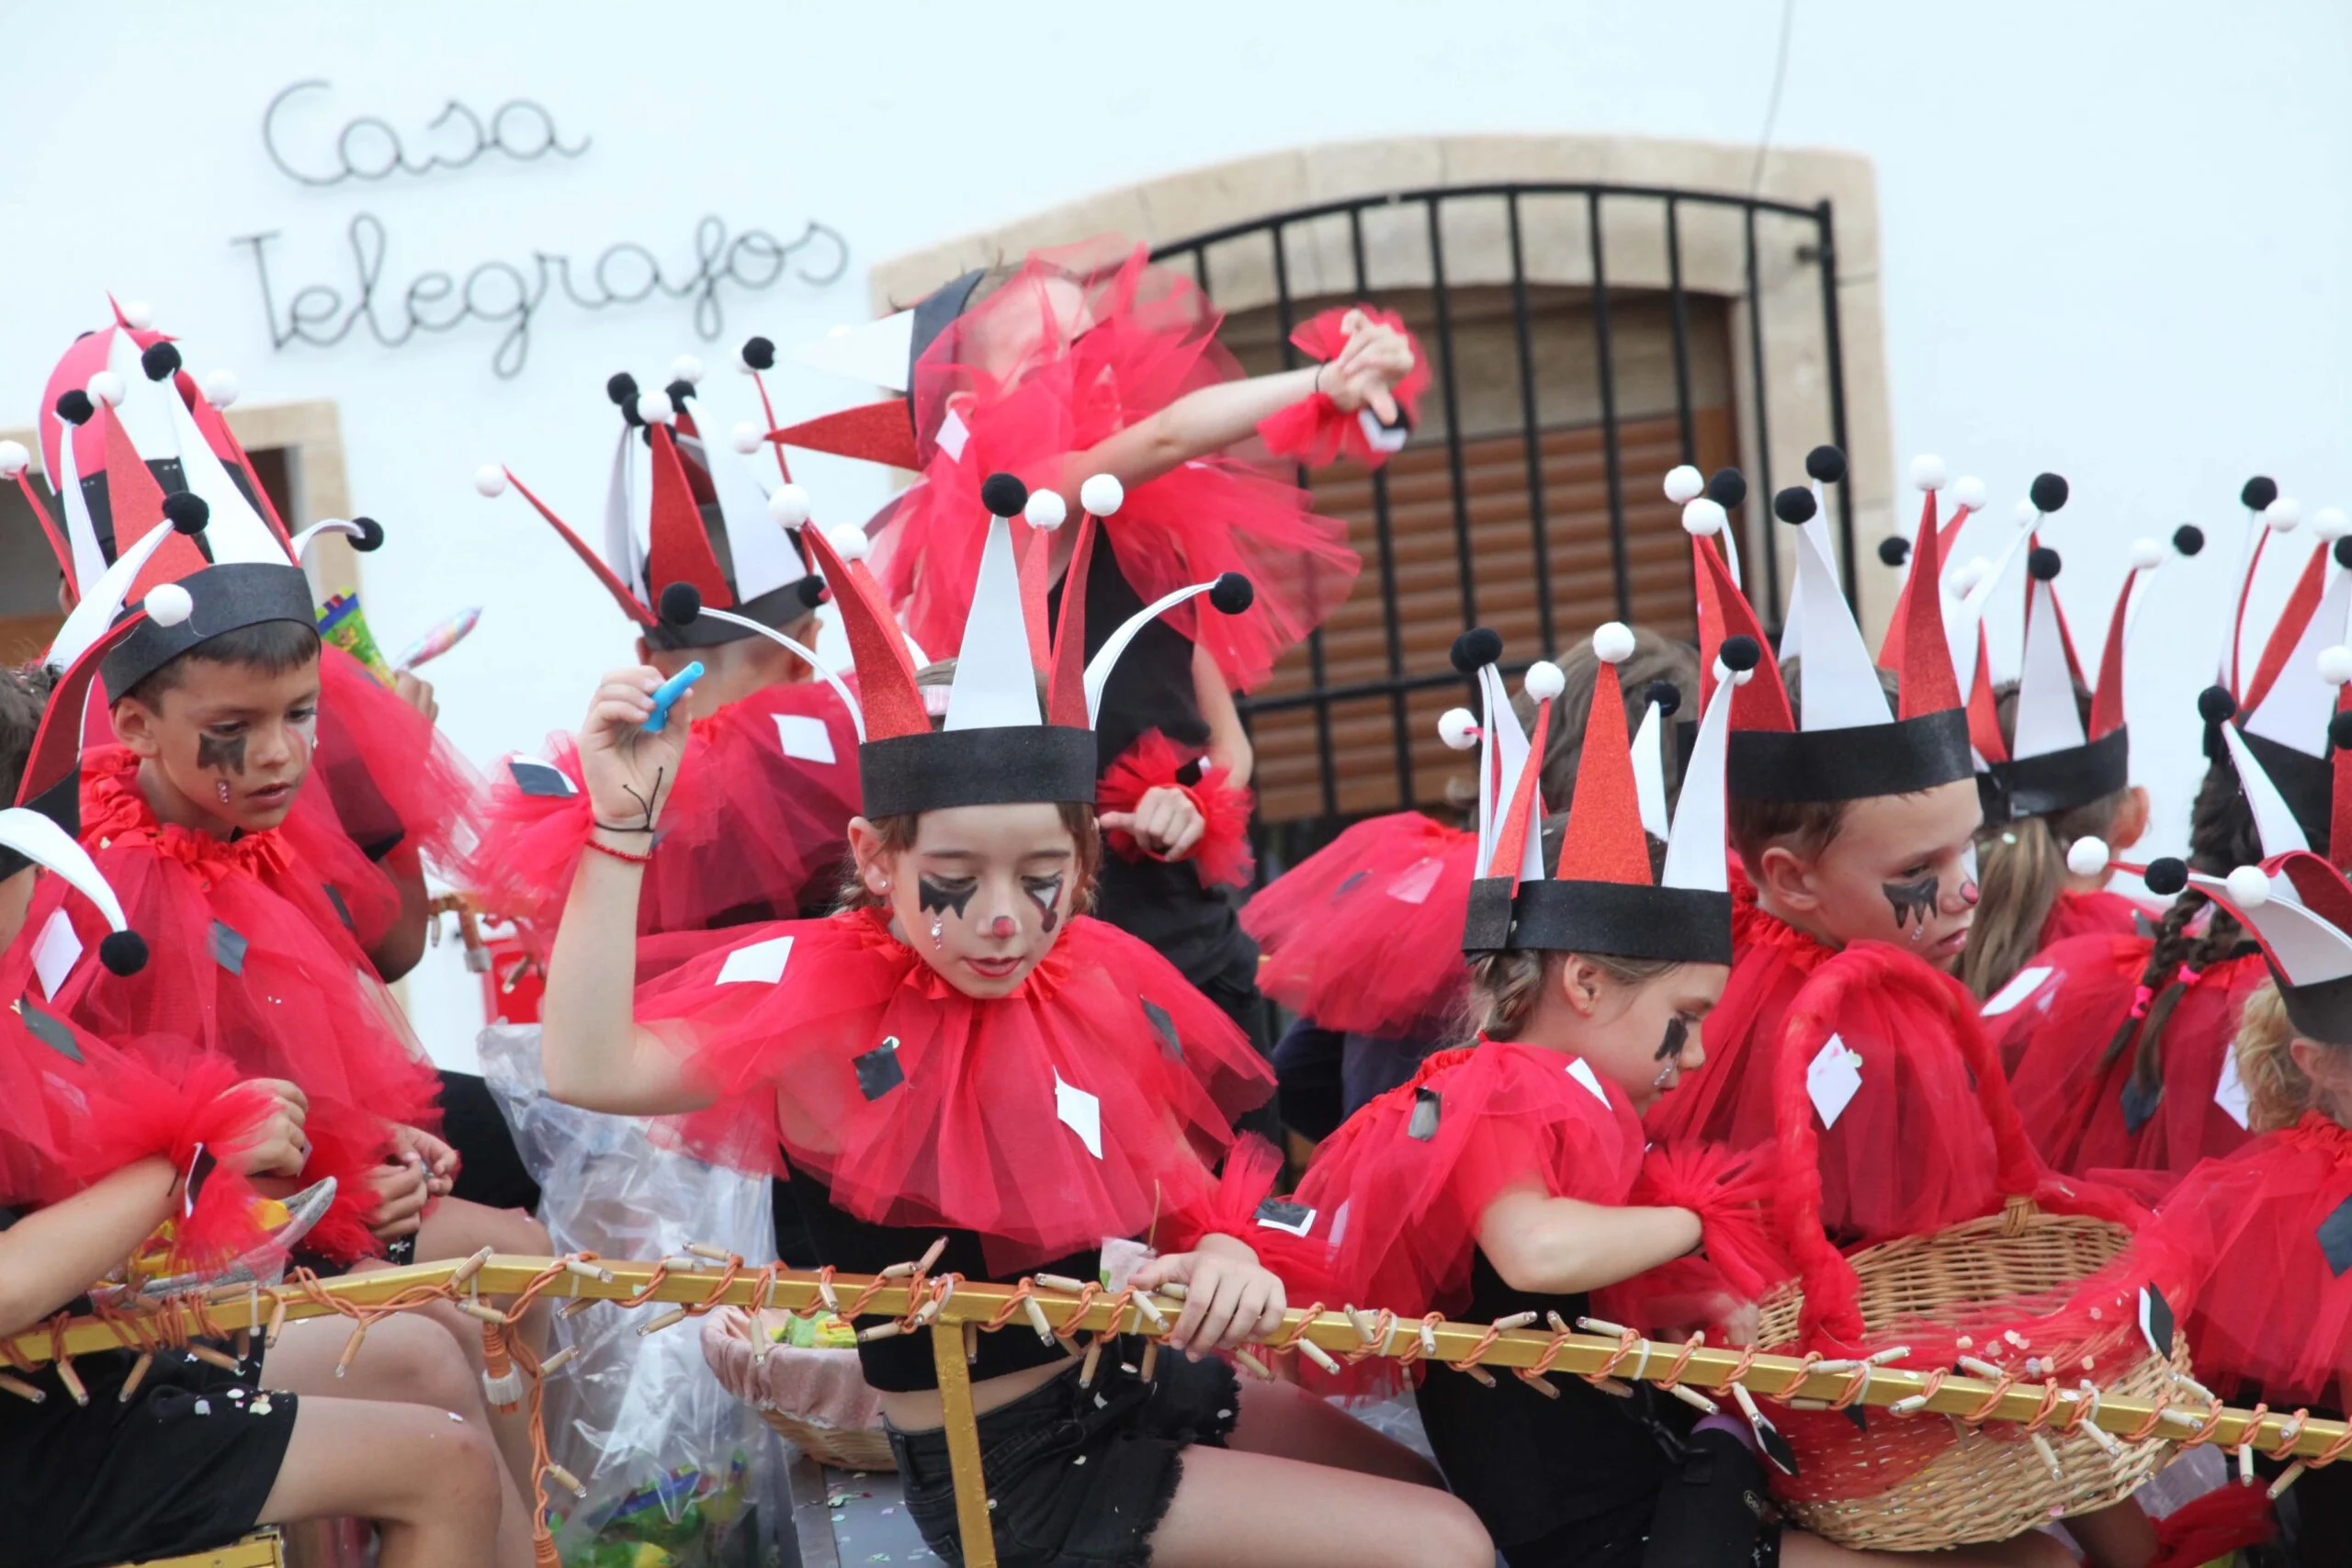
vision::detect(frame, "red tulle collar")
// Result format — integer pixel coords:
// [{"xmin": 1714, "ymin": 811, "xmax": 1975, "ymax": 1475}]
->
[
  {"xmin": 838, "ymin": 906, "xmax": 1074, "ymax": 1004},
  {"xmin": 2280, "ymin": 1111, "xmax": 2352, "ymax": 1157},
  {"xmin": 83, "ymin": 745, "xmax": 292, "ymax": 886},
  {"xmin": 1730, "ymin": 867, "xmax": 1837, "ymax": 976}
]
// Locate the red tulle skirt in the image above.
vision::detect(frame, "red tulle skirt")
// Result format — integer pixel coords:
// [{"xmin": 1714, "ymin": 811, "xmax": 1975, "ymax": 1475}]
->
[
  {"xmin": 1289, "ymin": 1041, "xmax": 1648, "ymax": 1323},
  {"xmin": 0, "ymin": 875, "xmax": 120, "ymax": 1201},
  {"xmin": 881, "ymin": 236, "xmax": 1359, "ymax": 692},
  {"xmin": 469, "ymin": 682, "xmax": 862, "ymax": 937},
  {"xmin": 57, "ymin": 748, "xmax": 440, "ymax": 1260},
  {"xmin": 314, "ymin": 646, "xmax": 483, "ymax": 873},
  {"xmin": 1998, "ymin": 935, "xmax": 2262, "ymax": 1180},
  {"xmin": 2039, "ymin": 886, "xmax": 2148, "ymax": 948},
  {"xmin": 1240, "ymin": 813, "xmax": 1476, "ymax": 1037},
  {"xmin": 637, "ymin": 909, "xmax": 1274, "ymax": 1273},
  {"xmin": 2136, "ymin": 1115, "xmax": 2352, "ymax": 1408}
]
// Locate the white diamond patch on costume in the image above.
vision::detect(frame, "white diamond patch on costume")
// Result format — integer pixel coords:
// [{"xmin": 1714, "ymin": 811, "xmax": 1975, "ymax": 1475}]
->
[
  {"xmin": 1055, "ymin": 1072, "xmax": 1103, "ymax": 1159},
  {"xmin": 1981, "ymin": 965, "xmax": 2052, "ymax": 1018},
  {"xmin": 31, "ymin": 908, "xmax": 83, "ymax": 998},
  {"xmin": 773, "ymin": 714, "xmax": 838, "ymax": 765},
  {"xmin": 935, "ymin": 408, "xmax": 971, "ymax": 462},
  {"xmin": 1565, "ymin": 1056, "xmax": 1611, "ymax": 1108},
  {"xmin": 1806, "ymin": 1034, "xmax": 1863, "ymax": 1129},
  {"xmin": 716, "ymin": 935, "xmax": 795, "ymax": 986},
  {"xmin": 1385, "ymin": 857, "xmax": 1446, "ymax": 906},
  {"xmin": 2213, "ymin": 1052, "xmax": 2252, "ymax": 1131}
]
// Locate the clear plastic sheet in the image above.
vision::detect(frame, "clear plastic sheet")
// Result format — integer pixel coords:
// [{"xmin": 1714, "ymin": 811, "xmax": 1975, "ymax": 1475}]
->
[{"xmin": 481, "ymin": 1024, "xmax": 795, "ymax": 1568}]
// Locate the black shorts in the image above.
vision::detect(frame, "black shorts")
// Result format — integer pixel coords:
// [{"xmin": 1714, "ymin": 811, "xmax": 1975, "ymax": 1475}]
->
[
  {"xmin": 2, "ymin": 1343, "xmax": 299, "ymax": 1568},
  {"xmin": 1503, "ymin": 1429, "xmax": 1782, "ymax": 1568},
  {"xmin": 890, "ymin": 1347, "xmax": 1239, "ymax": 1568}
]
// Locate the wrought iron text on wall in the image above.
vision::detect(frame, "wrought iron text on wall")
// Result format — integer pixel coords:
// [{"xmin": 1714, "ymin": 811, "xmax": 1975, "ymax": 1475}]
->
[{"xmin": 237, "ymin": 79, "xmax": 849, "ymax": 378}]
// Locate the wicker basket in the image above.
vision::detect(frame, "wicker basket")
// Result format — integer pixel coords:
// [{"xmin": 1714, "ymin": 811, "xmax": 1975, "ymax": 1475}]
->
[
  {"xmin": 700, "ymin": 1308, "xmax": 898, "ymax": 1472},
  {"xmin": 1753, "ymin": 951, "xmax": 2192, "ymax": 1551}
]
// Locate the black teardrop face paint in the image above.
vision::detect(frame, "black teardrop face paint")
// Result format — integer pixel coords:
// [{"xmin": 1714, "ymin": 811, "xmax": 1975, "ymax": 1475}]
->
[
  {"xmin": 1027, "ymin": 874, "xmax": 1065, "ymax": 933},
  {"xmin": 918, "ymin": 877, "xmax": 975, "ymax": 918},
  {"xmin": 1656, "ymin": 1015, "xmax": 1688, "ymax": 1061},
  {"xmin": 1882, "ymin": 875, "xmax": 1939, "ymax": 930},
  {"xmin": 197, "ymin": 733, "xmax": 250, "ymax": 775}
]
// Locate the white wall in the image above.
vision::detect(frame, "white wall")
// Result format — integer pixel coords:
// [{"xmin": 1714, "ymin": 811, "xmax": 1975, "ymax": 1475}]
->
[{"xmin": 5, "ymin": 1, "xmax": 2348, "ymax": 1060}]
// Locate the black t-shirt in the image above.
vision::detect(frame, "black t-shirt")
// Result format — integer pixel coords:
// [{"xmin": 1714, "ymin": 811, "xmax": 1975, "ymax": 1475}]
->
[{"xmin": 1045, "ymin": 531, "xmax": 1255, "ymax": 985}]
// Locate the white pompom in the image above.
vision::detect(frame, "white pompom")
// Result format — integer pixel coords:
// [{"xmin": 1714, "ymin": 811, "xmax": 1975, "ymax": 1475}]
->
[
  {"xmin": 2130, "ymin": 537, "xmax": 2166, "ymax": 570},
  {"xmin": 1713, "ymin": 658, "xmax": 1754, "ymax": 687},
  {"xmin": 2313, "ymin": 506, "xmax": 2349, "ymax": 541},
  {"xmin": 1951, "ymin": 557, "xmax": 1991, "ymax": 593},
  {"xmin": 0, "ymin": 440, "xmax": 27, "ymax": 479},
  {"xmin": 2266, "ymin": 498, "xmax": 2301, "ymax": 532},
  {"xmin": 1910, "ymin": 453, "xmax": 1947, "ymax": 491},
  {"xmin": 1951, "ymin": 476, "xmax": 1986, "ymax": 512},
  {"xmin": 730, "ymin": 421, "xmax": 763, "ymax": 455},
  {"xmin": 86, "ymin": 370, "xmax": 124, "ymax": 407},
  {"xmin": 143, "ymin": 582, "xmax": 192, "ymax": 626},
  {"xmin": 669, "ymin": 355, "xmax": 706, "ymax": 387},
  {"xmin": 2225, "ymin": 865, "xmax": 2270, "ymax": 908},
  {"xmin": 1437, "ymin": 707, "xmax": 1480, "ymax": 750},
  {"xmin": 1591, "ymin": 622, "xmax": 1637, "ymax": 664},
  {"xmin": 1680, "ymin": 497, "xmax": 1726, "ymax": 537},
  {"xmin": 1080, "ymin": 473, "xmax": 1125, "ymax": 516},
  {"xmin": 827, "ymin": 524, "xmax": 870, "ymax": 563},
  {"xmin": 120, "ymin": 300, "xmax": 153, "ymax": 330},
  {"xmin": 1522, "ymin": 660, "xmax": 1566, "ymax": 701},
  {"xmin": 1662, "ymin": 465, "xmax": 1704, "ymax": 504},
  {"xmin": 636, "ymin": 389, "xmax": 675, "ymax": 425},
  {"xmin": 201, "ymin": 369, "xmax": 240, "ymax": 409},
  {"xmin": 766, "ymin": 483, "xmax": 811, "ymax": 529},
  {"xmin": 2319, "ymin": 645, "xmax": 2352, "ymax": 687},
  {"xmin": 2013, "ymin": 500, "xmax": 2039, "ymax": 527},
  {"xmin": 2065, "ymin": 837, "xmax": 2110, "ymax": 879},
  {"xmin": 1023, "ymin": 490, "xmax": 1068, "ymax": 531},
  {"xmin": 472, "ymin": 465, "xmax": 509, "ymax": 499}
]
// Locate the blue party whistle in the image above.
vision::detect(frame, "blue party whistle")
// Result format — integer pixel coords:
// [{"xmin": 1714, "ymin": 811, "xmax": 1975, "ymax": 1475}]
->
[{"xmin": 643, "ymin": 661, "xmax": 704, "ymax": 733}]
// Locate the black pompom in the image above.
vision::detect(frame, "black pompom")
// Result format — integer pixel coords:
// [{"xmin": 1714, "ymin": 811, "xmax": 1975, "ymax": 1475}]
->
[
  {"xmin": 658, "ymin": 581, "xmax": 703, "ymax": 626},
  {"xmin": 1706, "ymin": 468, "xmax": 1747, "ymax": 510},
  {"xmin": 1720, "ymin": 634, "xmax": 1762, "ymax": 672},
  {"xmin": 349, "ymin": 515, "xmax": 385, "ymax": 553},
  {"xmin": 2243, "ymin": 476, "xmax": 2279, "ymax": 512},
  {"xmin": 2197, "ymin": 684, "xmax": 2238, "ymax": 724},
  {"xmin": 978, "ymin": 472, "xmax": 1029, "ymax": 517},
  {"xmin": 2029, "ymin": 546, "xmax": 2063, "ymax": 581},
  {"xmin": 1452, "ymin": 626, "xmax": 1504, "ymax": 673},
  {"xmin": 2143, "ymin": 858, "xmax": 2189, "ymax": 897},
  {"xmin": 140, "ymin": 341, "xmax": 182, "ymax": 382},
  {"xmin": 1805, "ymin": 445, "xmax": 1847, "ymax": 484},
  {"xmin": 2335, "ymin": 536, "xmax": 2352, "ymax": 570},
  {"xmin": 617, "ymin": 394, "xmax": 645, "ymax": 429},
  {"xmin": 1208, "ymin": 573, "xmax": 1255, "ymax": 615},
  {"xmin": 1877, "ymin": 536, "xmax": 1911, "ymax": 568},
  {"xmin": 54, "ymin": 389, "xmax": 94, "ymax": 425},
  {"xmin": 664, "ymin": 378, "xmax": 695, "ymax": 406},
  {"xmin": 1643, "ymin": 678, "xmax": 1682, "ymax": 717},
  {"xmin": 794, "ymin": 574, "xmax": 829, "ymax": 610},
  {"xmin": 741, "ymin": 336, "xmax": 777, "ymax": 372},
  {"xmin": 2030, "ymin": 472, "xmax": 2070, "ymax": 513},
  {"xmin": 1772, "ymin": 486, "xmax": 1817, "ymax": 525},
  {"xmin": 2173, "ymin": 524, "xmax": 2206, "ymax": 557},
  {"xmin": 605, "ymin": 372, "xmax": 639, "ymax": 406},
  {"xmin": 161, "ymin": 491, "xmax": 209, "ymax": 534},
  {"xmin": 97, "ymin": 930, "xmax": 149, "ymax": 977},
  {"xmin": 2332, "ymin": 711, "xmax": 2352, "ymax": 751}
]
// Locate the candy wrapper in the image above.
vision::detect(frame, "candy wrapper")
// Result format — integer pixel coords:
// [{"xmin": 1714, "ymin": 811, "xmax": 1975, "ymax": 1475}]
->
[{"xmin": 316, "ymin": 591, "xmax": 395, "ymax": 684}]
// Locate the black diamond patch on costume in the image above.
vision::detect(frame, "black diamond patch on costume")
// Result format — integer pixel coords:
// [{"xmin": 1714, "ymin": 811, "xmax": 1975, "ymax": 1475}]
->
[
  {"xmin": 2119, "ymin": 1077, "xmax": 2163, "ymax": 1135},
  {"xmin": 211, "ymin": 920, "xmax": 249, "ymax": 976},
  {"xmin": 1756, "ymin": 1416, "xmax": 1800, "ymax": 1477},
  {"xmin": 1842, "ymin": 1403, "xmax": 1870, "ymax": 1432},
  {"xmin": 1253, "ymin": 1197, "xmax": 1315, "ymax": 1237},
  {"xmin": 854, "ymin": 1037, "xmax": 905, "ymax": 1101},
  {"xmin": 1332, "ymin": 870, "xmax": 1368, "ymax": 900},
  {"xmin": 1408, "ymin": 1088, "xmax": 1442, "ymax": 1142},
  {"xmin": 18, "ymin": 998, "xmax": 82, "ymax": 1063},
  {"xmin": 1141, "ymin": 998, "xmax": 1182, "ymax": 1060},
  {"xmin": 2317, "ymin": 1197, "xmax": 2352, "ymax": 1277},
  {"xmin": 2139, "ymin": 1284, "xmax": 2177, "ymax": 1359},
  {"xmin": 507, "ymin": 759, "xmax": 578, "ymax": 798},
  {"xmin": 322, "ymin": 883, "xmax": 356, "ymax": 932}
]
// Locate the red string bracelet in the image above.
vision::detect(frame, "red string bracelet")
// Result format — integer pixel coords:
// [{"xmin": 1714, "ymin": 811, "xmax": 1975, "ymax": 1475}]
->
[{"xmin": 584, "ymin": 838, "xmax": 653, "ymax": 865}]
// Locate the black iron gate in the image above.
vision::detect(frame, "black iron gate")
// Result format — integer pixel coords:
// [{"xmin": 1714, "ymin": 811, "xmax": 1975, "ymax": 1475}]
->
[{"xmin": 1149, "ymin": 182, "xmax": 1855, "ymax": 863}]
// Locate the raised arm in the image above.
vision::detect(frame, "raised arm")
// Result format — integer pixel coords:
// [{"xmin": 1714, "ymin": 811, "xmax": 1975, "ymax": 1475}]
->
[
  {"xmin": 1476, "ymin": 1186, "xmax": 1702, "ymax": 1299},
  {"xmin": 1193, "ymin": 641, "xmax": 1252, "ymax": 784},
  {"xmin": 537, "ymin": 668, "xmax": 719, "ymax": 1117}
]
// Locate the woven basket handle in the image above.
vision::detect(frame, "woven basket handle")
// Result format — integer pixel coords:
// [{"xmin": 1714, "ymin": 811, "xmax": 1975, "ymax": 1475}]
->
[{"xmin": 1769, "ymin": 943, "xmax": 2046, "ymax": 1344}]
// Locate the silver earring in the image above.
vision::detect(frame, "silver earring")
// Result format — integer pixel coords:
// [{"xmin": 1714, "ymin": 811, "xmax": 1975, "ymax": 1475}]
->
[{"xmin": 930, "ymin": 915, "xmax": 944, "ymax": 950}]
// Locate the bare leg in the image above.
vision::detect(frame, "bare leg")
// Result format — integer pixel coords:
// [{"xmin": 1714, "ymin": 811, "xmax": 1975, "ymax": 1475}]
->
[
  {"xmin": 408, "ymin": 1198, "xmax": 553, "ymax": 1495},
  {"xmin": 1783, "ymin": 1529, "xmax": 2078, "ymax": 1568},
  {"xmin": 1227, "ymin": 1372, "xmax": 1443, "ymax": 1487},
  {"xmin": 258, "ymin": 1395, "xmax": 527, "ymax": 1568},
  {"xmin": 2066, "ymin": 1499, "xmax": 2159, "ymax": 1568},
  {"xmin": 1148, "ymin": 1445, "xmax": 1492, "ymax": 1568}
]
